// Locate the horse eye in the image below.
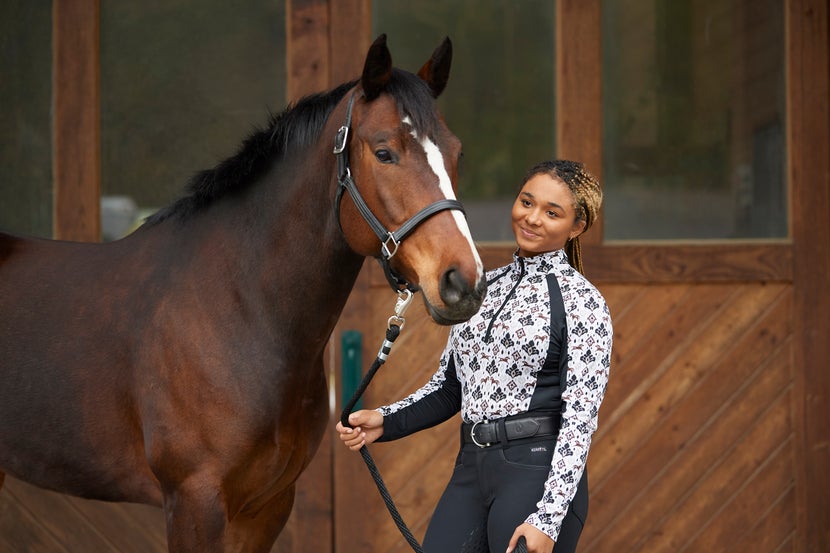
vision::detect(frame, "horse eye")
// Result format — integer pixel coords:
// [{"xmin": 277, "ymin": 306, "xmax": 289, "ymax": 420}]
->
[{"xmin": 375, "ymin": 149, "xmax": 394, "ymax": 164}]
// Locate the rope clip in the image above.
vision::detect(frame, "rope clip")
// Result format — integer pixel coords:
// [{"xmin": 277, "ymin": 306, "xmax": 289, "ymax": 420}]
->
[{"xmin": 388, "ymin": 289, "xmax": 414, "ymax": 330}]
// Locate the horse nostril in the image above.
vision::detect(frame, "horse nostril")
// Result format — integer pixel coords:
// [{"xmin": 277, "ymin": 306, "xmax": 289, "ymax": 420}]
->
[{"xmin": 439, "ymin": 268, "xmax": 466, "ymax": 306}]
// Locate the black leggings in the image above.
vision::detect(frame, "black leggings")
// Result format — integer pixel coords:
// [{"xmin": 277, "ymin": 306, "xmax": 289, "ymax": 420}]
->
[{"xmin": 422, "ymin": 438, "xmax": 588, "ymax": 553}]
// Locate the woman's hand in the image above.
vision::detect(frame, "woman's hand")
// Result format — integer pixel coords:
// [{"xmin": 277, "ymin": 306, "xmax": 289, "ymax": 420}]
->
[
  {"xmin": 335, "ymin": 409, "xmax": 384, "ymax": 450},
  {"xmin": 506, "ymin": 523, "xmax": 554, "ymax": 553}
]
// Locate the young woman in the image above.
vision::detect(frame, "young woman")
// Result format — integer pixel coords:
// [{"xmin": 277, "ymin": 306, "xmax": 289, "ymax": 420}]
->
[{"xmin": 337, "ymin": 160, "xmax": 612, "ymax": 553}]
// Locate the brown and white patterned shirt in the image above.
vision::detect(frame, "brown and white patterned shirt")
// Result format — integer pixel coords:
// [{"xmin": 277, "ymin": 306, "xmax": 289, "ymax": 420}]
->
[{"xmin": 377, "ymin": 248, "xmax": 613, "ymax": 540}]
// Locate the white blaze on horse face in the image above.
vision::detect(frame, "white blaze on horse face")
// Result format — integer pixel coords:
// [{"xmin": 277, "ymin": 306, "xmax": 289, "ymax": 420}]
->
[{"xmin": 403, "ymin": 117, "xmax": 484, "ymax": 280}]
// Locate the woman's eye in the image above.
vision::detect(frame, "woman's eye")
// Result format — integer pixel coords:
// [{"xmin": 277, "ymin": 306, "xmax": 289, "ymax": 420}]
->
[{"xmin": 375, "ymin": 149, "xmax": 394, "ymax": 163}]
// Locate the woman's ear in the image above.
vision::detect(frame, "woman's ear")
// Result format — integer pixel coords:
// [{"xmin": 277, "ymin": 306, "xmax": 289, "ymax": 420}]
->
[{"xmin": 571, "ymin": 219, "xmax": 587, "ymax": 239}]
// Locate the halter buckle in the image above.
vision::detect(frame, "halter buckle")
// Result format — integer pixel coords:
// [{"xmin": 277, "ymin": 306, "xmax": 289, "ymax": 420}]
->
[
  {"xmin": 333, "ymin": 125, "xmax": 349, "ymax": 154},
  {"xmin": 381, "ymin": 233, "xmax": 400, "ymax": 259}
]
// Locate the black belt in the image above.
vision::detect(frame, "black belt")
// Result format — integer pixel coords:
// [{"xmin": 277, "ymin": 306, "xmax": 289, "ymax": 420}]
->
[{"xmin": 461, "ymin": 415, "xmax": 559, "ymax": 448}]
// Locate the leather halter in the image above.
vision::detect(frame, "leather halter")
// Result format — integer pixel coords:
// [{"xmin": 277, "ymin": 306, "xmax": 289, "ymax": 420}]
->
[{"xmin": 333, "ymin": 92, "xmax": 466, "ymax": 292}]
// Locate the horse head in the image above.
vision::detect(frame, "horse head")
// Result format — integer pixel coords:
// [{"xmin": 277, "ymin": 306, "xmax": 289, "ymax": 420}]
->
[{"xmin": 335, "ymin": 34, "xmax": 486, "ymax": 325}]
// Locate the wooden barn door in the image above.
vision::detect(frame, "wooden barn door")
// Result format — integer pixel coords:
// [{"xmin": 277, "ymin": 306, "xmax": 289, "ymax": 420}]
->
[{"xmin": 579, "ymin": 248, "xmax": 796, "ymax": 553}]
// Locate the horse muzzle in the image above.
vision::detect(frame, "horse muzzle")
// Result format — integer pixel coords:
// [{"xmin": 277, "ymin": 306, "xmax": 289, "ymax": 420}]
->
[{"xmin": 424, "ymin": 268, "xmax": 486, "ymax": 325}]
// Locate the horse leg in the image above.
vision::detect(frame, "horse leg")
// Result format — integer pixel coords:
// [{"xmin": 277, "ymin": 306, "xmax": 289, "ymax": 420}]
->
[
  {"xmin": 223, "ymin": 484, "xmax": 296, "ymax": 553},
  {"xmin": 0, "ymin": 470, "xmax": 5, "ymax": 491},
  {"xmin": 163, "ymin": 476, "xmax": 230, "ymax": 553},
  {"xmin": 163, "ymin": 477, "xmax": 295, "ymax": 553}
]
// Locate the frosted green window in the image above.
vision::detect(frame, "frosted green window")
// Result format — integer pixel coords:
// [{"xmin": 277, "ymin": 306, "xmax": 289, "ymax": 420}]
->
[
  {"xmin": 100, "ymin": 0, "xmax": 286, "ymax": 239},
  {"xmin": 0, "ymin": 2, "xmax": 52, "ymax": 237},
  {"xmin": 602, "ymin": 0, "xmax": 786, "ymax": 240}
]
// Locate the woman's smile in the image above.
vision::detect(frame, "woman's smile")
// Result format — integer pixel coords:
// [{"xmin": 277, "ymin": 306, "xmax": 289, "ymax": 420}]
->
[{"xmin": 518, "ymin": 226, "xmax": 540, "ymax": 239}]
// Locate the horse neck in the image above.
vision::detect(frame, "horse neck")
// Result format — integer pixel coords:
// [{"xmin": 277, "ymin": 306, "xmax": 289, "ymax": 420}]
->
[
  {"xmin": 249, "ymin": 150, "xmax": 364, "ymax": 322},
  {"xmin": 162, "ymin": 145, "xmax": 365, "ymax": 350}
]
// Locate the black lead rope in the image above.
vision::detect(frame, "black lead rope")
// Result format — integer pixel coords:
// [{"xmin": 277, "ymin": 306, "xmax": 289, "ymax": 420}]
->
[{"xmin": 340, "ymin": 321, "xmax": 425, "ymax": 553}]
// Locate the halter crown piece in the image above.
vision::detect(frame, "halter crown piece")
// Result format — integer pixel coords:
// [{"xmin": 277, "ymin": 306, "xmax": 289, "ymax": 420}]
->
[{"xmin": 334, "ymin": 92, "xmax": 467, "ymax": 292}]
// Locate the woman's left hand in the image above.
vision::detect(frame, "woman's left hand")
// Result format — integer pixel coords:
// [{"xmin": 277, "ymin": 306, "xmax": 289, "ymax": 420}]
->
[{"xmin": 506, "ymin": 523, "xmax": 554, "ymax": 553}]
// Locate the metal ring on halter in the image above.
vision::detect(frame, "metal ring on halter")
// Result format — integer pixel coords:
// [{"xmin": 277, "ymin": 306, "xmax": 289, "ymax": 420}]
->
[
  {"xmin": 470, "ymin": 420, "xmax": 491, "ymax": 448},
  {"xmin": 381, "ymin": 233, "xmax": 400, "ymax": 259}
]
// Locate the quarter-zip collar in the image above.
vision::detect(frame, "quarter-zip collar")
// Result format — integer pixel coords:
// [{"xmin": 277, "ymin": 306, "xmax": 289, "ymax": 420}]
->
[
  {"xmin": 513, "ymin": 248, "xmax": 569, "ymax": 276},
  {"xmin": 483, "ymin": 249, "xmax": 569, "ymax": 341}
]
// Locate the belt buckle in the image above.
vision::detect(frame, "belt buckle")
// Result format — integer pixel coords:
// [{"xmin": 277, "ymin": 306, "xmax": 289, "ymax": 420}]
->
[{"xmin": 470, "ymin": 420, "xmax": 491, "ymax": 448}]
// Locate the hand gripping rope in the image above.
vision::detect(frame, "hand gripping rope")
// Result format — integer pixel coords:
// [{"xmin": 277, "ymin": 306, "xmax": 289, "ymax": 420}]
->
[
  {"xmin": 339, "ymin": 290, "xmax": 529, "ymax": 553},
  {"xmin": 340, "ymin": 289, "xmax": 424, "ymax": 552}
]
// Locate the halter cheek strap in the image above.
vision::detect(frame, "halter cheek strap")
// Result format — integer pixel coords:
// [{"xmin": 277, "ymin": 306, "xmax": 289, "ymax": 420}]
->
[{"xmin": 333, "ymin": 92, "xmax": 466, "ymax": 292}]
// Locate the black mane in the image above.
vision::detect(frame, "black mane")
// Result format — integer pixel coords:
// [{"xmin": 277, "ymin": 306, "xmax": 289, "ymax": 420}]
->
[{"xmin": 145, "ymin": 69, "xmax": 440, "ymax": 225}]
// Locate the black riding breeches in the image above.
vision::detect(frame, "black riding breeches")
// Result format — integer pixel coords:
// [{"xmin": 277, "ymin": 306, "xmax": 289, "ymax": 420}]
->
[{"xmin": 421, "ymin": 437, "xmax": 588, "ymax": 553}]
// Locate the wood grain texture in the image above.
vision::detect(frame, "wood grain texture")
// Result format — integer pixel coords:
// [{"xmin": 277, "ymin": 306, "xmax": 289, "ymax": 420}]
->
[
  {"xmin": 556, "ymin": 0, "xmax": 603, "ymax": 246},
  {"xmin": 334, "ymin": 274, "xmax": 455, "ymax": 553},
  {"xmin": 0, "ymin": 478, "xmax": 166, "ymax": 552},
  {"xmin": 585, "ymin": 285, "xmax": 794, "ymax": 552},
  {"xmin": 787, "ymin": 1, "xmax": 830, "ymax": 551},
  {"xmin": 286, "ymin": 0, "xmax": 329, "ymax": 102},
  {"xmin": 477, "ymin": 243, "xmax": 793, "ymax": 283},
  {"xmin": 52, "ymin": 0, "xmax": 101, "ymax": 241},
  {"xmin": 329, "ymin": 0, "xmax": 372, "ymax": 85}
]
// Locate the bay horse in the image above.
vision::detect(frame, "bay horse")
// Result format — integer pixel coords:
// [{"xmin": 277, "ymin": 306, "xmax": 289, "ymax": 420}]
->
[{"xmin": 0, "ymin": 35, "xmax": 485, "ymax": 552}]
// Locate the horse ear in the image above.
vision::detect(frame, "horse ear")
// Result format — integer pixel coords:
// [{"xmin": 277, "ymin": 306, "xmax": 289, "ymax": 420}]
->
[
  {"xmin": 361, "ymin": 34, "xmax": 393, "ymax": 101},
  {"xmin": 417, "ymin": 36, "xmax": 452, "ymax": 98}
]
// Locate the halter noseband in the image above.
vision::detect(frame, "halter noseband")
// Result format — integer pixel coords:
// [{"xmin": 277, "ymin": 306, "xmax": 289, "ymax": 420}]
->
[{"xmin": 333, "ymin": 92, "xmax": 466, "ymax": 292}]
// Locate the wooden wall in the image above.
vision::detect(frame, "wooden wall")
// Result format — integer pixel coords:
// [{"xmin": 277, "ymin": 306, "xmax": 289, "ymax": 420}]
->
[
  {"xmin": 585, "ymin": 281, "xmax": 794, "ymax": 552},
  {"xmin": 0, "ymin": 478, "xmax": 165, "ymax": 552}
]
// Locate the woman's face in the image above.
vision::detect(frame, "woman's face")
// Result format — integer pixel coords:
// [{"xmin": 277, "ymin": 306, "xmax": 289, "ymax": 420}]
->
[{"xmin": 511, "ymin": 173, "xmax": 586, "ymax": 257}]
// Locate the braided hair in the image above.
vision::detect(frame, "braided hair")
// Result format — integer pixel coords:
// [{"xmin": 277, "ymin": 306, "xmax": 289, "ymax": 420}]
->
[{"xmin": 520, "ymin": 160, "xmax": 602, "ymax": 273}]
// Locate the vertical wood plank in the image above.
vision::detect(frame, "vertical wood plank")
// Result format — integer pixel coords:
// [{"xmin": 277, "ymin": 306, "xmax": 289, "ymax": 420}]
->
[
  {"xmin": 52, "ymin": 0, "xmax": 100, "ymax": 241},
  {"xmin": 329, "ymin": 0, "xmax": 372, "ymax": 85},
  {"xmin": 285, "ymin": 3, "xmax": 331, "ymax": 549},
  {"xmin": 556, "ymin": 0, "xmax": 603, "ymax": 245},
  {"xmin": 787, "ymin": 0, "xmax": 830, "ymax": 552},
  {"xmin": 277, "ymin": 4, "xmax": 334, "ymax": 552},
  {"xmin": 286, "ymin": 0, "xmax": 330, "ymax": 102}
]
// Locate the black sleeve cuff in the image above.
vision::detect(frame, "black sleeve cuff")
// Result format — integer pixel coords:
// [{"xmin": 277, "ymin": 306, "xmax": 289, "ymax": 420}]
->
[{"xmin": 378, "ymin": 356, "xmax": 462, "ymax": 442}]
